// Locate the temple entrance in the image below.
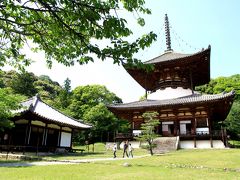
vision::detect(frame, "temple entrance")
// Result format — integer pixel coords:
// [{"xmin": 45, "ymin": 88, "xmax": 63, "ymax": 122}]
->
[
  {"xmin": 180, "ymin": 120, "xmax": 191, "ymax": 135},
  {"xmin": 168, "ymin": 124, "xmax": 174, "ymax": 135},
  {"xmin": 12, "ymin": 124, "xmax": 27, "ymax": 145},
  {"xmin": 162, "ymin": 121, "xmax": 174, "ymax": 136},
  {"xmin": 46, "ymin": 129, "xmax": 59, "ymax": 147},
  {"xmin": 29, "ymin": 126, "xmax": 44, "ymax": 146}
]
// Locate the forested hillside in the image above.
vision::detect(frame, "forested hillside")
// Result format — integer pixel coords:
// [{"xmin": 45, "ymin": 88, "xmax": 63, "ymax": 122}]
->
[
  {"xmin": 196, "ymin": 74, "xmax": 240, "ymax": 139},
  {"xmin": 1, "ymin": 70, "xmax": 240, "ymax": 142},
  {"xmin": 0, "ymin": 70, "xmax": 128, "ymax": 143}
]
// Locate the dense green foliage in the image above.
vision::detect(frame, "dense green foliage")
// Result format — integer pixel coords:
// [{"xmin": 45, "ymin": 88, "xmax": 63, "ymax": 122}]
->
[
  {"xmin": 0, "ymin": 70, "xmax": 127, "ymax": 142},
  {"xmin": 137, "ymin": 111, "xmax": 160, "ymax": 155},
  {"xmin": 225, "ymin": 102, "xmax": 240, "ymax": 137},
  {"xmin": 0, "ymin": 88, "xmax": 25, "ymax": 131},
  {"xmin": 196, "ymin": 74, "xmax": 240, "ymax": 100},
  {"xmin": 196, "ymin": 74, "xmax": 240, "ymax": 138},
  {"xmin": 0, "ymin": 70, "xmax": 62, "ymax": 102},
  {"xmin": 0, "ymin": 0, "xmax": 156, "ymax": 69},
  {"xmin": 66, "ymin": 85, "xmax": 125, "ymax": 143}
]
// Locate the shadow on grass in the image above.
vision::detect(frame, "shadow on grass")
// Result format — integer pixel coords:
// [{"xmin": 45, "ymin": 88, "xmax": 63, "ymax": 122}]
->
[
  {"xmin": 39, "ymin": 151, "xmax": 106, "ymax": 159},
  {"xmin": 0, "ymin": 161, "xmax": 36, "ymax": 168}
]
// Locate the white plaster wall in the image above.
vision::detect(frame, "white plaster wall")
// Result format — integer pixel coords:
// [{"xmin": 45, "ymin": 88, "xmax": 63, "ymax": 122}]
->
[
  {"xmin": 180, "ymin": 124, "xmax": 186, "ymax": 135},
  {"xmin": 212, "ymin": 140, "xmax": 225, "ymax": 148},
  {"xmin": 179, "ymin": 140, "xmax": 195, "ymax": 149},
  {"xmin": 162, "ymin": 124, "xmax": 168, "ymax": 131},
  {"xmin": 148, "ymin": 87, "xmax": 198, "ymax": 100},
  {"xmin": 180, "ymin": 140, "xmax": 225, "ymax": 149},
  {"xmin": 60, "ymin": 132, "xmax": 71, "ymax": 147},
  {"xmin": 196, "ymin": 140, "xmax": 211, "ymax": 148}
]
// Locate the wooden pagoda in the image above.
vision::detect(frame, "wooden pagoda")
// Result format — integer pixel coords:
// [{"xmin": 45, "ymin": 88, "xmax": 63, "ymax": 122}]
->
[{"xmin": 108, "ymin": 14, "xmax": 235, "ymax": 149}]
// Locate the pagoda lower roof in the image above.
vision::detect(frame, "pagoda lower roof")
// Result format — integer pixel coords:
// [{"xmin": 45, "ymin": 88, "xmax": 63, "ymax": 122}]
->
[{"xmin": 108, "ymin": 91, "xmax": 235, "ymax": 110}]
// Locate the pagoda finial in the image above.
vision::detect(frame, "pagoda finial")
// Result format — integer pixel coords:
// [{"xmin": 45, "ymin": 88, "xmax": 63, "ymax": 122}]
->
[{"xmin": 165, "ymin": 14, "xmax": 172, "ymax": 51}]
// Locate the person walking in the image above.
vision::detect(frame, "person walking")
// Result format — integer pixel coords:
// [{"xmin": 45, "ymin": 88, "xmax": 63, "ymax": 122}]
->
[
  {"xmin": 128, "ymin": 143, "xmax": 133, "ymax": 158},
  {"xmin": 113, "ymin": 143, "xmax": 117, "ymax": 158},
  {"xmin": 122, "ymin": 141, "xmax": 129, "ymax": 158}
]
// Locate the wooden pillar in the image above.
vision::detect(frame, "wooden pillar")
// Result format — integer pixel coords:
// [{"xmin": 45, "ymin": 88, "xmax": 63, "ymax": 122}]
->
[
  {"xmin": 58, "ymin": 127, "xmax": 62, "ymax": 147},
  {"xmin": 194, "ymin": 118, "xmax": 197, "ymax": 148},
  {"xmin": 174, "ymin": 111, "xmax": 179, "ymax": 136},
  {"xmin": 24, "ymin": 120, "xmax": 30, "ymax": 145},
  {"xmin": 208, "ymin": 118, "xmax": 213, "ymax": 148},
  {"xmin": 42, "ymin": 127, "xmax": 46, "ymax": 146},
  {"xmin": 26, "ymin": 120, "xmax": 32, "ymax": 145},
  {"xmin": 70, "ymin": 130, "xmax": 73, "ymax": 148},
  {"xmin": 44, "ymin": 124, "xmax": 48, "ymax": 146}
]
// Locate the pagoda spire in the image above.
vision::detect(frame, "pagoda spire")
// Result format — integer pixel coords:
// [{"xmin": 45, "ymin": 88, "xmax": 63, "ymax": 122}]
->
[{"xmin": 164, "ymin": 14, "xmax": 172, "ymax": 51}]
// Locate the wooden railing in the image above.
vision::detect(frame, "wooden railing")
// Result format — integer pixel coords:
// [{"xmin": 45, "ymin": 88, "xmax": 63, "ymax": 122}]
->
[
  {"xmin": 115, "ymin": 130, "xmax": 224, "ymax": 139},
  {"xmin": 179, "ymin": 130, "xmax": 223, "ymax": 137}
]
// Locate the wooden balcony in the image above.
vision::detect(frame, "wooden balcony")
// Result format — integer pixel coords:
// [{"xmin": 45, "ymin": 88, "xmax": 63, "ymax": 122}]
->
[
  {"xmin": 179, "ymin": 130, "xmax": 224, "ymax": 139},
  {"xmin": 116, "ymin": 130, "xmax": 225, "ymax": 141}
]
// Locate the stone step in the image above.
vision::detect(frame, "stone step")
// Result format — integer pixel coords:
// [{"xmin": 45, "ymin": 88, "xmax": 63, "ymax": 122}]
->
[{"xmin": 152, "ymin": 136, "xmax": 179, "ymax": 153}]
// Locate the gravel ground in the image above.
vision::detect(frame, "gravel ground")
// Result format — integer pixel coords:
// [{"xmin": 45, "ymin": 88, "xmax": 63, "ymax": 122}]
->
[{"xmin": 0, "ymin": 154, "xmax": 150, "ymax": 167}]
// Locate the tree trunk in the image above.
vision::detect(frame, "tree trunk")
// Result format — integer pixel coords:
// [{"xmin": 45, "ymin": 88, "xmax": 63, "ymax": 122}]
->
[{"xmin": 148, "ymin": 141, "xmax": 153, "ymax": 156}]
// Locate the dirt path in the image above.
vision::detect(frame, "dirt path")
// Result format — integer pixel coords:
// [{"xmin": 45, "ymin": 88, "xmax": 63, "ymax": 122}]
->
[{"xmin": 0, "ymin": 154, "xmax": 150, "ymax": 167}]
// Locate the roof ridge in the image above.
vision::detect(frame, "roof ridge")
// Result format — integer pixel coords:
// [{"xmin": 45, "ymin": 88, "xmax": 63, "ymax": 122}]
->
[
  {"xmin": 37, "ymin": 97, "xmax": 85, "ymax": 123},
  {"xmin": 108, "ymin": 89, "xmax": 235, "ymax": 109},
  {"xmin": 144, "ymin": 46, "xmax": 210, "ymax": 64},
  {"xmin": 31, "ymin": 95, "xmax": 39, "ymax": 111},
  {"xmin": 19, "ymin": 95, "xmax": 91, "ymax": 128}
]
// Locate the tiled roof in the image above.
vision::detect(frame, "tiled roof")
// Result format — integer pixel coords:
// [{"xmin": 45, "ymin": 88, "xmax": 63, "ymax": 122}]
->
[
  {"xmin": 108, "ymin": 91, "xmax": 235, "ymax": 110},
  {"xmin": 144, "ymin": 47, "xmax": 210, "ymax": 64},
  {"xmin": 17, "ymin": 95, "xmax": 91, "ymax": 129}
]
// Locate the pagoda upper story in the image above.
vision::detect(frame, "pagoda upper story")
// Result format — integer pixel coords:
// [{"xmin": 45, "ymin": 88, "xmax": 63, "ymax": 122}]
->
[{"xmin": 125, "ymin": 14, "xmax": 211, "ymax": 93}]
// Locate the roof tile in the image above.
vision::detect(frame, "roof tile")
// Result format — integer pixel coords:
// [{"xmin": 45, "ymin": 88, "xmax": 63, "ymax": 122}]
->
[
  {"xmin": 17, "ymin": 96, "xmax": 91, "ymax": 129},
  {"xmin": 108, "ymin": 91, "xmax": 235, "ymax": 109}
]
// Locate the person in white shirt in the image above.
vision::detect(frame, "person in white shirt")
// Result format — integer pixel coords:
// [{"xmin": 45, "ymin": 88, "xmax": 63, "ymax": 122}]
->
[
  {"xmin": 128, "ymin": 143, "xmax": 133, "ymax": 158},
  {"xmin": 113, "ymin": 143, "xmax": 117, "ymax": 158}
]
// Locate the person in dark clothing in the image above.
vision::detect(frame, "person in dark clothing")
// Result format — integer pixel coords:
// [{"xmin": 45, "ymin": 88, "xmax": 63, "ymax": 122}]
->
[{"xmin": 122, "ymin": 141, "xmax": 129, "ymax": 158}]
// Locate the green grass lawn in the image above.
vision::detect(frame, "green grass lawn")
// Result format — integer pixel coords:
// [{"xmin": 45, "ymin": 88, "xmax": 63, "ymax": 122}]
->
[
  {"xmin": 1, "ymin": 146, "xmax": 240, "ymax": 179},
  {"xmin": 36, "ymin": 143, "xmax": 148, "ymax": 160}
]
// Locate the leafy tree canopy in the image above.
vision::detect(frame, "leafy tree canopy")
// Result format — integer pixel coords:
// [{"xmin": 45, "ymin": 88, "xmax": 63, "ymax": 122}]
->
[
  {"xmin": 225, "ymin": 102, "xmax": 240, "ymax": 138},
  {"xmin": 196, "ymin": 74, "xmax": 240, "ymax": 138},
  {"xmin": 196, "ymin": 74, "xmax": 240, "ymax": 101},
  {"xmin": 0, "ymin": 88, "xmax": 25, "ymax": 131},
  {"xmin": 10, "ymin": 71, "xmax": 37, "ymax": 97},
  {"xmin": 0, "ymin": 69, "xmax": 62, "ymax": 102},
  {"xmin": 83, "ymin": 103, "xmax": 119, "ymax": 142},
  {"xmin": 69, "ymin": 84, "xmax": 122, "ymax": 119},
  {"xmin": 0, "ymin": 70, "xmax": 128, "ymax": 142},
  {"xmin": 0, "ymin": 0, "xmax": 156, "ymax": 69}
]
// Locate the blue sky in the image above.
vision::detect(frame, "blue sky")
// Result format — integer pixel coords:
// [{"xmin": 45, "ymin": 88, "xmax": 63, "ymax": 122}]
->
[{"xmin": 6, "ymin": 0, "xmax": 240, "ymax": 103}]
